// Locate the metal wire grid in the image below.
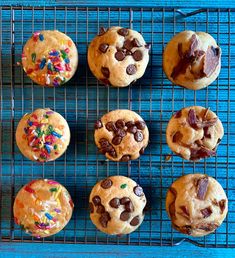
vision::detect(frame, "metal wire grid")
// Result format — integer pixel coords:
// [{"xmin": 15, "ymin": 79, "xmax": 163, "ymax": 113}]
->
[{"xmin": 0, "ymin": 6, "xmax": 234, "ymax": 247}]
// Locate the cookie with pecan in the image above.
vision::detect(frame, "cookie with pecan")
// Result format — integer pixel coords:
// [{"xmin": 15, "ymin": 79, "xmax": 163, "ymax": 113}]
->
[
  {"xmin": 94, "ymin": 109, "xmax": 149, "ymax": 161},
  {"xmin": 88, "ymin": 26, "xmax": 150, "ymax": 87},
  {"xmin": 166, "ymin": 174, "xmax": 228, "ymax": 237},
  {"xmin": 166, "ymin": 106, "xmax": 223, "ymax": 161},
  {"xmin": 89, "ymin": 176, "xmax": 146, "ymax": 235},
  {"xmin": 163, "ymin": 30, "xmax": 221, "ymax": 90}
]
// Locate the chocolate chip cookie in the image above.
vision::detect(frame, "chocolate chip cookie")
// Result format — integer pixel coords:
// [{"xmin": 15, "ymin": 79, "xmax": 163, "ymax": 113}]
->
[
  {"xmin": 166, "ymin": 106, "xmax": 223, "ymax": 161},
  {"xmin": 94, "ymin": 109, "xmax": 149, "ymax": 161},
  {"xmin": 163, "ymin": 30, "xmax": 221, "ymax": 90},
  {"xmin": 88, "ymin": 26, "xmax": 150, "ymax": 87},
  {"xmin": 166, "ymin": 174, "xmax": 228, "ymax": 237},
  {"xmin": 89, "ymin": 176, "xmax": 146, "ymax": 235}
]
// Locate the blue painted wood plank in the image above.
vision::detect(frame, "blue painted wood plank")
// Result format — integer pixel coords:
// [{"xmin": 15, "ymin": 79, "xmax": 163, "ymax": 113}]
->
[
  {"xmin": 0, "ymin": 2, "xmax": 235, "ymax": 256},
  {"xmin": 1, "ymin": 0, "xmax": 235, "ymax": 8},
  {"xmin": 1, "ymin": 242, "xmax": 235, "ymax": 257}
]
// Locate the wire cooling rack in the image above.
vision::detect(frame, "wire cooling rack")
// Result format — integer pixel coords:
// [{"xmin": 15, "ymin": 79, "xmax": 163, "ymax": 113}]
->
[{"xmin": 0, "ymin": 6, "xmax": 234, "ymax": 248}]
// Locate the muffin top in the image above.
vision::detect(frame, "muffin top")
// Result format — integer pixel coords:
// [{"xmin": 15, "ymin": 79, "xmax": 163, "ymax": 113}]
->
[{"xmin": 22, "ymin": 30, "xmax": 78, "ymax": 87}]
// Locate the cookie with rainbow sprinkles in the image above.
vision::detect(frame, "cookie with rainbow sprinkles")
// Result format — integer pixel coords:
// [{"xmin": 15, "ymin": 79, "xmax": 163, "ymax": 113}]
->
[
  {"xmin": 22, "ymin": 30, "xmax": 78, "ymax": 87},
  {"xmin": 16, "ymin": 108, "xmax": 70, "ymax": 162},
  {"xmin": 14, "ymin": 179, "xmax": 74, "ymax": 238}
]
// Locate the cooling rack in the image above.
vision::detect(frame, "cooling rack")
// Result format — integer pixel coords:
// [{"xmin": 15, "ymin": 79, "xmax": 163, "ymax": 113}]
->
[{"xmin": 0, "ymin": 6, "xmax": 234, "ymax": 248}]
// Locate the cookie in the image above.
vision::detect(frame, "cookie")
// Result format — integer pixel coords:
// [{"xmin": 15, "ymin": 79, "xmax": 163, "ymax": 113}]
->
[
  {"xmin": 94, "ymin": 109, "xmax": 149, "ymax": 161},
  {"xmin": 16, "ymin": 108, "xmax": 70, "ymax": 162},
  {"xmin": 88, "ymin": 26, "xmax": 150, "ymax": 87},
  {"xmin": 22, "ymin": 30, "xmax": 78, "ymax": 87},
  {"xmin": 13, "ymin": 179, "xmax": 74, "ymax": 238},
  {"xmin": 89, "ymin": 176, "xmax": 146, "ymax": 235},
  {"xmin": 166, "ymin": 174, "xmax": 228, "ymax": 237},
  {"xmin": 163, "ymin": 30, "xmax": 221, "ymax": 90},
  {"xmin": 166, "ymin": 106, "xmax": 223, "ymax": 161}
]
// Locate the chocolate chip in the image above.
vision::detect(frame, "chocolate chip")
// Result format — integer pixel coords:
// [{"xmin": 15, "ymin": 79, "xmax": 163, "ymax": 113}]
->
[
  {"xmin": 120, "ymin": 155, "xmax": 131, "ymax": 162},
  {"xmin": 92, "ymin": 195, "xmax": 101, "ymax": 206},
  {"xmin": 89, "ymin": 202, "xmax": 94, "ymax": 213},
  {"xmin": 116, "ymin": 129, "xmax": 126, "ymax": 138},
  {"xmin": 101, "ymin": 67, "xmax": 110, "ymax": 78},
  {"xmin": 139, "ymin": 147, "xmax": 145, "ymax": 155},
  {"xmin": 188, "ymin": 34, "xmax": 199, "ymax": 56},
  {"xmin": 108, "ymin": 150, "xmax": 117, "ymax": 158},
  {"xmin": 203, "ymin": 126, "xmax": 211, "ymax": 138},
  {"xmin": 126, "ymin": 64, "xmax": 137, "ymax": 75},
  {"xmin": 135, "ymin": 121, "xmax": 146, "ymax": 130},
  {"xmin": 126, "ymin": 121, "xmax": 135, "ymax": 128},
  {"xmin": 132, "ymin": 38, "xmax": 142, "ymax": 47},
  {"xmin": 197, "ymin": 223, "xmax": 218, "ymax": 232},
  {"xmin": 174, "ymin": 110, "xmax": 182, "ymax": 118},
  {"xmin": 123, "ymin": 39, "xmax": 133, "ymax": 51},
  {"xmin": 99, "ymin": 43, "xmax": 109, "ymax": 53},
  {"xmin": 188, "ymin": 109, "xmax": 200, "ymax": 129},
  {"xmin": 97, "ymin": 204, "xmax": 105, "ymax": 214},
  {"xmin": 109, "ymin": 198, "xmax": 120, "ymax": 208},
  {"xmin": 132, "ymin": 50, "xmax": 143, "ymax": 61},
  {"xmin": 120, "ymin": 211, "xmax": 131, "ymax": 221},
  {"xmin": 98, "ymin": 27, "xmax": 107, "ymax": 36},
  {"xmin": 127, "ymin": 125, "xmax": 137, "ymax": 134},
  {"xmin": 134, "ymin": 131, "xmax": 144, "ymax": 142},
  {"xmin": 190, "ymin": 147, "xmax": 216, "ymax": 161},
  {"xmin": 171, "ymin": 34, "xmax": 200, "ymax": 80},
  {"xmin": 115, "ymin": 119, "xmax": 125, "ymax": 129},
  {"xmin": 219, "ymin": 199, "xmax": 226, "ymax": 214},
  {"xmin": 99, "ymin": 140, "xmax": 110, "ymax": 149},
  {"xmin": 112, "ymin": 135, "xmax": 122, "ymax": 145},
  {"xmin": 115, "ymin": 50, "xmax": 126, "ymax": 61},
  {"xmin": 100, "ymin": 78, "xmax": 111, "ymax": 86},
  {"xmin": 117, "ymin": 28, "xmax": 129, "ymax": 37},
  {"xmin": 203, "ymin": 46, "xmax": 221, "ymax": 77},
  {"xmin": 178, "ymin": 225, "xmax": 192, "ymax": 235},
  {"xmin": 200, "ymin": 207, "xmax": 212, "ymax": 218},
  {"xmin": 94, "ymin": 120, "xmax": 103, "ymax": 129},
  {"xmin": 130, "ymin": 216, "xmax": 140, "ymax": 226},
  {"xmin": 99, "ymin": 211, "xmax": 111, "ymax": 228},
  {"xmin": 188, "ymin": 109, "xmax": 218, "ymax": 130},
  {"xmin": 134, "ymin": 185, "xmax": 144, "ymax": 196},
  {"xmin": 172, "ymin": 131, "xmax": 183, "ymax": 143},
  {"xmin": 196, "ymin": 176, "xmax": 209, "ymax": 200},
  {"xmin": 125, "ymin": 201, "xmax": 134, "ymax": 212},
  {"xmin": 106, "ymin": 122, "xmax": 116, "ymax": 131},
  {"xmin": 101, "ymin": 178, "xmax": 113, "ymax": 189},
  {"xmin": 120, "ymin": 197, "xmax": 130, "ymax": 205}
]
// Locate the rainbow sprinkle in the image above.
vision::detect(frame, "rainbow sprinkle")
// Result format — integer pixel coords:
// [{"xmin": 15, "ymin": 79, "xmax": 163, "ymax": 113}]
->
[
  {"xmin": 120, "ymin": 184, "xmax": 127, "ymax": 189},
  {"xmin": 45, "ymin": 213, "xmax": 53, "ymax": 220}
]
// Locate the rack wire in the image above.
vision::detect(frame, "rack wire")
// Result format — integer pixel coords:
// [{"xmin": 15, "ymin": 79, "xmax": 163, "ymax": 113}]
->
[{"xmin": 0, "ymin": 6, "xmax": 235, "ymax": 248}]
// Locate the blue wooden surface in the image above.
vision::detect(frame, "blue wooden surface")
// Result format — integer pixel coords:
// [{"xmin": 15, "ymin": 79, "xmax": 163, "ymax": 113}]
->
[
  {"xmin": 0, "ymin": 0, "xmax": 235, "ymax": 8},
  {"xmin": 0, "ymin": 1, "xmax": 235, "ymax": 257}
]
